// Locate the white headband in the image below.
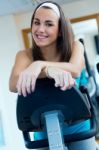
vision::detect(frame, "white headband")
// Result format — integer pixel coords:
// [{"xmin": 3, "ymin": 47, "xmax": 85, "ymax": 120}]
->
[{"xmin": 36, "ymin": 2, "xmax": 60, "ymax": 18}]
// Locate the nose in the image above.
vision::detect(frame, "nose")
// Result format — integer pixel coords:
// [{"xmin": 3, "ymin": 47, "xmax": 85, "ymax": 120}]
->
[{"xmin": 38, "ymin": 24, "xmax": 45, "ymax": 33}]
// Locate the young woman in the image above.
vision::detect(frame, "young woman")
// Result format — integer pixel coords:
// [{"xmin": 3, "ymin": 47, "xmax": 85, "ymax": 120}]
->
[{"xmin": 9, "ymin": 1, "xmax": 96, "ymax": 149}]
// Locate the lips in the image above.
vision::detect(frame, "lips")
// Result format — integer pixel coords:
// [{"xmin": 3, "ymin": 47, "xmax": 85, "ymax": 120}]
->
[{"xmin": 36, "ymin": 34, "xmax": 48, "ymax": 40}]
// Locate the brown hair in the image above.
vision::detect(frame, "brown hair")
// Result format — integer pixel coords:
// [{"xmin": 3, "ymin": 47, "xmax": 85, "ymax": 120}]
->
[{"xmin": 31, "ymin": 1, "xmax": 74, "ymax": 62}]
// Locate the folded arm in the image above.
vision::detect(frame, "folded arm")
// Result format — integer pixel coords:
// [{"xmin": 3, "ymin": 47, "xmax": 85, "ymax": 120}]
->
[
  {"xmin": 41, "ymin": 40, "xmax": 85, "ymax": 77},
  {"xmin": 9, "ymin": 41, "xmax": 85, "ymax": 96}
]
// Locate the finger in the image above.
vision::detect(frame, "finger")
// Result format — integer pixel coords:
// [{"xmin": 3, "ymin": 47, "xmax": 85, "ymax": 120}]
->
[
  {"xmin": 26, "ymin": 75, "xmax": 32, "ymax": 94},
  {"xmin": 54, "ymin": 75, "xmax": 60, "ymax": 87},
  {"xmin": 60, "ymin": 73, "xmax": 69, "ymax": 91},
  {"xmin": 60, "ymin": 72, "xmax": 74, "ymax": 90},
  {"xmin": 31, "ymin": 75, "xmax": 37, "ymax": 92},
  {"xmin": 73, "ymin": 79, "xmax": 76, "ymax": 86},
  {"xmin": 59, "ymin": 72, "xmax": 64, "ymax": 87},
  {"xmin": 16, "ymin": 74, "xmax": 23, "ymax": 95},
  {"xmin": 67, "ymin": 74, "xmax": 75, "ymax": 89},
  {"xmin": 21, "ymin": 75, "xmax": 27, "ymax": 97}
]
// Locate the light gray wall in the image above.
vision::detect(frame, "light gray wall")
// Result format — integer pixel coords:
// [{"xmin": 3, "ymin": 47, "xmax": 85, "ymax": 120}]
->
[
  {"xmin": 62, "ymin": 0, "xmax": 99, "ymax": 18},
  {"xmin": 0, "ymin": 15, "xmax": 26, "ymax": 150}
]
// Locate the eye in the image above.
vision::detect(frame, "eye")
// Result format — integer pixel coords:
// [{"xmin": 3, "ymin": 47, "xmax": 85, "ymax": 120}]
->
[
  {"xmin": 46, "ymin": 23, "xmax": 54, "ymax": 27},
  {"xmin": 33, "ymin": 21, "xmax": 40, "ymax": 25}
]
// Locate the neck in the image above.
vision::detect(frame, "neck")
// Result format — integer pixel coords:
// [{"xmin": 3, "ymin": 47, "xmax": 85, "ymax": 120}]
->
[{"xmin": 40, "ymin": 45, "xmax": 60, "ymax": 61}]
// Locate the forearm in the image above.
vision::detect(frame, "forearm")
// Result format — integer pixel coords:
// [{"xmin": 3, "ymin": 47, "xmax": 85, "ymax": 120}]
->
[
  {"xmin": 9, "ymin": 74, "xmax": 18, "ymax": 93},
  {"xmin": 39, "ymin": 61, "xmax": 84, "ymax": 78}
]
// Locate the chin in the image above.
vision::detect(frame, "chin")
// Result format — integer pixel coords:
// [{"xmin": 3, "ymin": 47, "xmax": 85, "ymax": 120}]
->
[{"xmin": 36, "ymin": 43, "xmax": 48, "ymax": 48}]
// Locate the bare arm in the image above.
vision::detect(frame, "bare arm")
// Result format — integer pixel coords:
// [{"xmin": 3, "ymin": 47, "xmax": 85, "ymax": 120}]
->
[
  {"xmin": 9, "ymin": 50, "xmax": 33, "ymax": 92},
  {"xmin": 42, "ymin": 40, "xmax": 85, "ymax": 77},
  {"xmin": 9, "ymin": 41, "xmax": 84, "ymax": 94}
]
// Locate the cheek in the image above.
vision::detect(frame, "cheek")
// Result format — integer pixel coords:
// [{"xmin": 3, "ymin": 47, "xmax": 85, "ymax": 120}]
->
[
  {"xmin": 54, "ymin": 25, "xmax": 59, "ymax": 35},
  {"xmin": 31, "ymin": 25, "xmax": 37, "ymax": 33},
  {"xmin": 32, "ymin": 26, "xmax": 34, "ymax": 33},
  {"xmin": 49, "ymin": 25, "xmax": 58, "ymax": 34},
  {"xmin": 52, "ymin": 28, "xmax": 59, "ymax": 37}
]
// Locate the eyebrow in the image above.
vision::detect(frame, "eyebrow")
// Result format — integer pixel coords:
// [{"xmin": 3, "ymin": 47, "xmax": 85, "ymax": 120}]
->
[{"xmin": 34, "ymin": 18, "xmax": 54, "ymax": 23}]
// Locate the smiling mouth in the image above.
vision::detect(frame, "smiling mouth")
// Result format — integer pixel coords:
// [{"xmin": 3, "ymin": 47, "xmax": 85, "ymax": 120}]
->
[{"xmin": 36, "ymin": 34, "xmax": 48, "ymax": 40}]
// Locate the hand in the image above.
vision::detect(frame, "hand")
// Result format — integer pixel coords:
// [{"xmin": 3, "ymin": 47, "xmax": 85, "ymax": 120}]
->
[
  {"xmin": 46, "ymin": 67, "xmax": 75, "ymax": 90},
  {"xmin": 16, "ymin": 61, "xmax": 43, "ymax": 97}
]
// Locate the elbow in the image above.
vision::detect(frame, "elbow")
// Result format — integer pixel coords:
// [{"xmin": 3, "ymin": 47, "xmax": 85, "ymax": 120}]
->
[
  {"xmin": 73, "ymin": 70, "xmax": 81, "ymax": 78},
  {"xmin": 9, "ymin": 74, "xmax": 18, "ymax": 93},
  {"xmin": 72, "ymin": 66, "xmax": 83, "ymax": 78},
  {"xmin": 9, "ymin": 80, "xmax": 17, "ymax": 93},
  {"xmin": 73, "ymin": 60, "xmax": 85, "ymax": 78},
  {"xmin": 9, "ymin": 85, "xmax": 12, "ymax": 92},
  {"xmin": 9, "ymin": 85, "xmax": 17, "ymax": 93}
]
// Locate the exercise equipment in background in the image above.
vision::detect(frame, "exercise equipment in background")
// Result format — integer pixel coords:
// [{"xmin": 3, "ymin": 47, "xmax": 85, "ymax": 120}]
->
[
  {"xmin": 16, "ymin": 78, "xmax": 96, "ymax": 149},
  {"xmin": 79, "ymin": 38, "xmax": 99, "ymax": 139}
]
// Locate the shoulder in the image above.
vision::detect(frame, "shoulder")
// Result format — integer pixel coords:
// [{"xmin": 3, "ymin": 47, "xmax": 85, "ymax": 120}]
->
[
  {"xmin": 15, "ymin": 48, "xmax": 33, "ymax": 62},
  {"xmin": 14, "ymin": 48, "xmax": 33, "ymax": 68},
  {"xmin": 73, "ymin": 40, "xmax": 84, "ymax": 53}
]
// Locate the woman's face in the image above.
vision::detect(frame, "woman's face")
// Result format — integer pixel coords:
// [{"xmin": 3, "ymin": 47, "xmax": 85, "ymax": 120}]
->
[{"xmin": 32, "ymin": 7, "xmax": 59, "ymax": 48}]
